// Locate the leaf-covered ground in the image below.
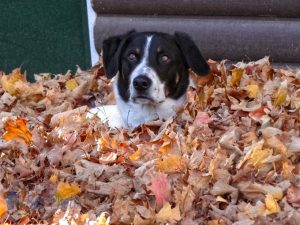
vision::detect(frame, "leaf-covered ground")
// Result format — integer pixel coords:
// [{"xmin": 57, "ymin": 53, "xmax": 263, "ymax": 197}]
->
[{"xmin": 0, "ymin": 57, "xmax": 300, "ymax": 225}]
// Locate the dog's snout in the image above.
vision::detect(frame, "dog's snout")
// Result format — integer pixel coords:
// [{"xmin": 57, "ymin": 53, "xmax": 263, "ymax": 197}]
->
[{"xmin": 133, "ymin": 75, "xmax": 152, "ymax": 91}]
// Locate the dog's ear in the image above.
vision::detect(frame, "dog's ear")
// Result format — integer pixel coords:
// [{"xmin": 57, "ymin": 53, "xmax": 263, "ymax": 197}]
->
[
  {"xmin": 102, "ymin": 30, "xmax": 135, "ymax": 79},
  {"xmin": 174, "ymin": 32, "xmax": 210, "ymax": 76}
]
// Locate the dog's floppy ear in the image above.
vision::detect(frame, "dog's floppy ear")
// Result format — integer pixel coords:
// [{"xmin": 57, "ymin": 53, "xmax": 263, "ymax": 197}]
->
[
  {"xmin": 102, "ymin": 30, "xmax": 135, "ymax": 79},
  {"xmin": 174, "ymin": 32, "xmax": 210, "ymax": 76}
]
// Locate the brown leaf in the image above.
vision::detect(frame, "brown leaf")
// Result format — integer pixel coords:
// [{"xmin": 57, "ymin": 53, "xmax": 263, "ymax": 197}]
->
[{"xmin": 287, "ymin": 185, "xmax": 300, "ymax": 204}]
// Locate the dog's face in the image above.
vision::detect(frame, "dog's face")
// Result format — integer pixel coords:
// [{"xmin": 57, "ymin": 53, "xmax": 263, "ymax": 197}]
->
[{"xmin": 102, "ymin": 31, "xmax": 210, "ymax": 105}]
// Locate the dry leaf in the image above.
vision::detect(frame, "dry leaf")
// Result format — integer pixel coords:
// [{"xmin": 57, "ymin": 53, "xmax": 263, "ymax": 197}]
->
[
  {"xmin": 193, "ymin": 111, "xmax": 211, "ymax": 126},
  {"xmin": 1, "ymin": 68, "xmax": 24, "ymax": 95},
  {"xmin": 0, "ymin": 59, "xmax": 299, "ymax": 224},
  {"xmin": 287, "ymin": 185, "xmax": 300, "ymax": 204},
  {"xmin": 244, "ymin": 84, "xmax": 259, "ymax": 98},
  {"xmin": 156, "ymin": 203, "xmax": 181, "ymax": 223},
  {"xmin": 0, "ymin": 195, "xmax": 8, "ymax": 218},
  {"xmin": 265, "ymin": 194, "xmax": 280, "ymax": 214},
  {"xmin": 55, "ymin": 181, "xmax": 81, "ymax": 200},
  {"xmin": 97, "ymin": 212, "xmax": 110, "ymax": 225},
  {"xmin": 66, "ymin": 78, "xmax": 79, "ymax": 91},
  {"xmin": 129, "ymin": 149, "xmax": 141, "ymax": 160},
  {"xmin": 156, "ymin": 155, "xmax": 186, "ymax": 173},
  {"xmin": 207, "ymin": 220, "xmax": 226, "ymax": 225},
  {"xmin": 150, "ymin": 173, "xmax": 170, "ymax": 207},
  {"xmin": 231, "ymin": 68, "xmax": 244, "ymax": 86},
  {"xmin": 50, "ymin": 174, "xmax": 59, "ymax": 183},
  {"xmin": 274, "ymin": 80, "xmax": 288, "ymax": 106},
  {"xmin": 159, "ymin": 134, "xmax": 173, "ymax": 154},
  {"xmin": 2, "ymin": 118, "xmax": 32, "ymax": 144}
]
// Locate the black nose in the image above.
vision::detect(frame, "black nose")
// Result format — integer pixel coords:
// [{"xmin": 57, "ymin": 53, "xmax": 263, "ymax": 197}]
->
[{"xmin": 133, "ymin": 75, "xmax": 152, "ymax": 91}]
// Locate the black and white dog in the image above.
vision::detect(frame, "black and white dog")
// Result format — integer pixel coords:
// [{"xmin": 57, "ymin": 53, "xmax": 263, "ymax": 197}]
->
[{"xmin": 89, "ymin": 31, "xmax": 210, "ymax": 128}]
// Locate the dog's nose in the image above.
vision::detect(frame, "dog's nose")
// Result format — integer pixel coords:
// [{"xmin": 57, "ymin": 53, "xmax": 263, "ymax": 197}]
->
[{"xmin": 133, "ymin": 75, "xmax": 152, "ymax": 91}]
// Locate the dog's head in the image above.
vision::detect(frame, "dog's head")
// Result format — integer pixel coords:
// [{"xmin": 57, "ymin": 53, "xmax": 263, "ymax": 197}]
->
[{"xmin": 102, "ymin": 31, "xmax": 210, "ymax": 104}]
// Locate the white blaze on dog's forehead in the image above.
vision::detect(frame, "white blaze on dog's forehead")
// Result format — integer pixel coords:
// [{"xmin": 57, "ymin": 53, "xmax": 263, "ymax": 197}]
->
[
  {"xmin": 130, "ymin": 35, "xmax": 153, "ymax": 80},
  {"xmin": 144, "ymin": 35, "xmax": 153, "ymax": 64},
  {"xmin": 129, "ymin": 35, "xmax": 166, "ymax": 103}
]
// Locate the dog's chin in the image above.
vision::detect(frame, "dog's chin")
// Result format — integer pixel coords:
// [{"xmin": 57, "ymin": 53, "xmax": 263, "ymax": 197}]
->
[{"xmin": 132, "ymin": 96, "xmax": 156, "ymax": 105}]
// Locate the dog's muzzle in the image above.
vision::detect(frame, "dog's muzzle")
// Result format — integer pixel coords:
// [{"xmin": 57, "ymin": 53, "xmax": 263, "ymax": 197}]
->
[{"xmin": 132, "ymin": 75, "xmax": 154, "ymax": 104}]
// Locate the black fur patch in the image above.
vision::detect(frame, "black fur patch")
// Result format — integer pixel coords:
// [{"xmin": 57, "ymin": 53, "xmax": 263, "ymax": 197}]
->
[{"xmin": 102, "ymin": 31, "xmax": 210, "ymax": 102}]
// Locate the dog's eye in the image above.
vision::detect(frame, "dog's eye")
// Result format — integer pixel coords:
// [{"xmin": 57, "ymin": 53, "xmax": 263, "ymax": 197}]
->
[
  {"xmin": 159, "ymin": 55, "xmax": 170, "ymax": 64},
  {"xmin": 128, "ymin": 53, "xmax": 138, "ymax": 62}
]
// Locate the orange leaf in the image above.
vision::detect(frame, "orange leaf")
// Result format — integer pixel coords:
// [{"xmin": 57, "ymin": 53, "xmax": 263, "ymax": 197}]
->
[
  {"xmin": 0, "ymin": 195, "xmax": 8, "ymax": 218},
  {"xmin": 159, "ymin": 134, "xmax": 173, "ymax": 154},
  {"xmin": 249, "ymin": 106, "xmax": 266, "ymax": 122},
  {"xmin": 129, "ymin": 149, "xmax": 141, "ymax": 160},
  {"xmin": 2, "ymin": 118, "xmax": 32, "ymax": 144},
  {"xmin": 156, "ymin": 155, "xmax": 186, "ymax": 173}
]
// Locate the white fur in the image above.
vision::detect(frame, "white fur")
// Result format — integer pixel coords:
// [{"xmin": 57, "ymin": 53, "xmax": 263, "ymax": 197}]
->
[
  {"xmin": 114, "ymin": 77, "xmax": 186, "ymax": 128},
  {"xmin": 87, "ymin": 105, "xmax": 124, "ymax": 128}
]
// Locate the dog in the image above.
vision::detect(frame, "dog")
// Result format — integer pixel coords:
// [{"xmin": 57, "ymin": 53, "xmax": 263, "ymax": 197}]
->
[{"xmin": 89, "ymin": 31, "xmax": 210, "ymax": 129}]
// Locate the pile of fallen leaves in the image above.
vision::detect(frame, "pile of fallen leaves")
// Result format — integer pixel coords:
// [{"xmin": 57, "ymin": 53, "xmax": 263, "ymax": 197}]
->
[{"xmin": 0, "ymin": 57, "xmax": 299, "ymax": 225}]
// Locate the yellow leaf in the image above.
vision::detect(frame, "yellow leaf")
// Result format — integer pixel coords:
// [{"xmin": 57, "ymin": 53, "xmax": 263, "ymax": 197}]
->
[
  {"xmin": 129, "ymin": 149, "xmax": 141, "ymax": 160},
  {"xmin": 274, "ymin": 80, "xmax": 288, "ymax": 106},
  {"xmin": 80, "ymin": 213, "xmax": 88, "ymax": 222},
  {"xmin": 245, "ymin": 84, "xmax": 259, "ymax": 98},
  {"xmin": 156, "ymin": 155, "xmax": 186, "ymax": 173},
  {"xmin": 2, "ymin": 118, "xmax": 32, "ymax": 144},
  {"xmin": 50, "ymin": 174, "xmax": 58, "ymax": 183},
  {"xmin": 97, "ymin": 212, "xmax": 110, "ymax": 225},
  {"xmin": 231, "ymin": 68, "xmax": 244, "ymax": 86},
  {"xmin": 265, "ymin": 194, "xmax": 280, "ymax": 214},
  {"xmin": 55, "ymin": 181, "xmax": 80, "ymax": 200},
  {"xmin": 0, "ymin": 195, "xmax": 8, "ymax": 218},
  {"xmin": 156, "ymin": 203, "xmax": 181, "ymax": 223},
  {"xmin": 66, "ymin": 78, "xmax": 79, "ymax": 91},
  {"xmin": 1, "ymin": 68, "xmax": 24, "ymax": 95},
  {"xmin": 247, "ymin": 140, "xmax": 273, "ymax": 168}
]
